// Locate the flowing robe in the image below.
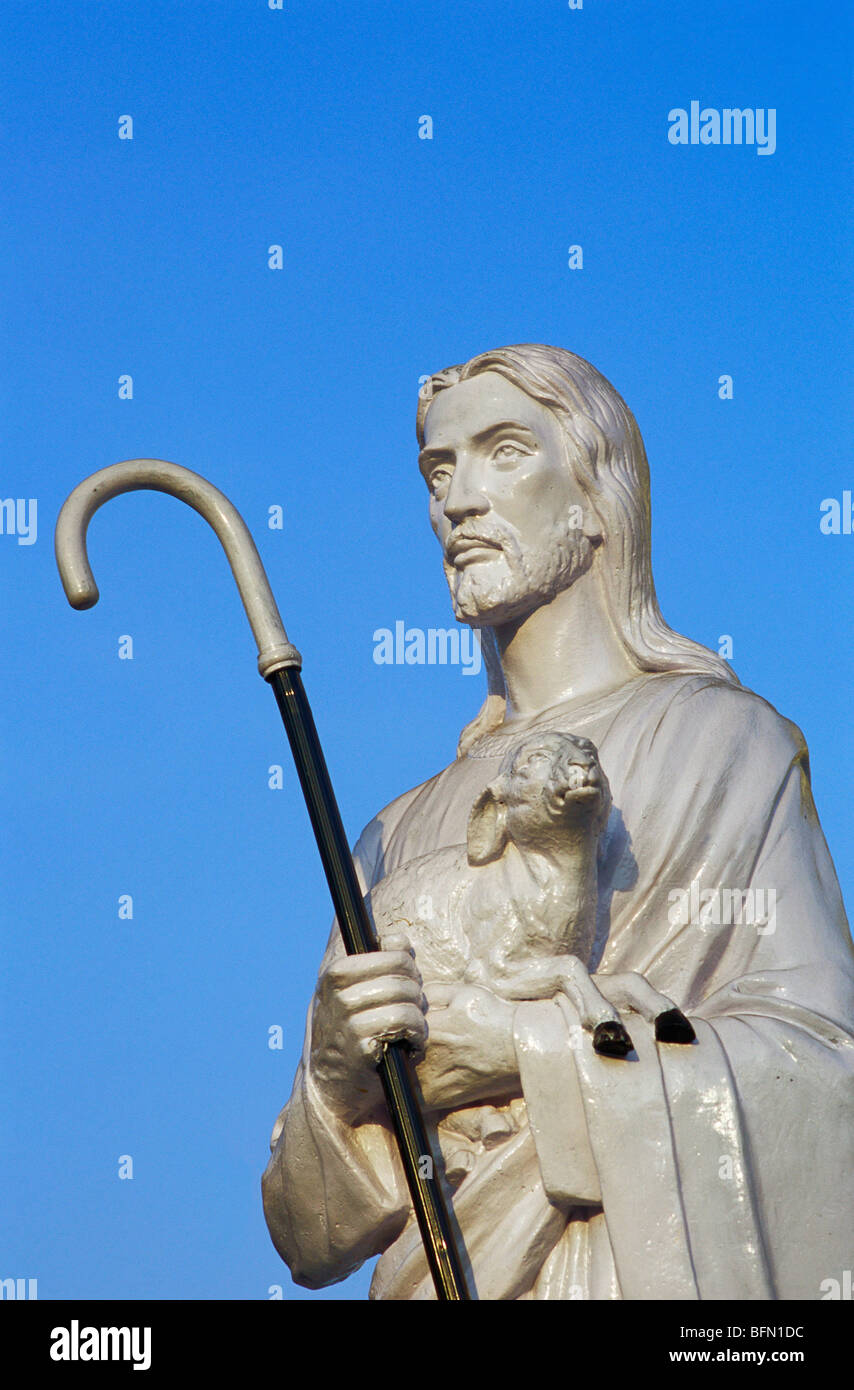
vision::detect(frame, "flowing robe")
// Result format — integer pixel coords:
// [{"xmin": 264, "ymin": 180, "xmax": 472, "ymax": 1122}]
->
[{"xmin": 262, "ymin": 672, "xmax": 854, "ymax": 1299}]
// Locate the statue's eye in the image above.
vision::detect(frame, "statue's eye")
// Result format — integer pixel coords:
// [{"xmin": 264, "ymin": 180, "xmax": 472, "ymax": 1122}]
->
[
  {"xmin": 428, "ymin": 466, "xmax": 453, "ymax": 498},
  {"xmin": 493, "ymin": 441, "xmax": 529, "ymax": 463}
]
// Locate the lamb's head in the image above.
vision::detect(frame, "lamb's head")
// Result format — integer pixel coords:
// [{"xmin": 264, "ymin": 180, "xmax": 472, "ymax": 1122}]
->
[{"xmin": 467, "ymin": 730, "xmax": 612, "ymax": 866}]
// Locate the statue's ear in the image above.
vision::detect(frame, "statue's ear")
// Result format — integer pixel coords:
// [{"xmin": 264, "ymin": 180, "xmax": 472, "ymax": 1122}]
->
[{"xmin": 467, "ymin": 784, "xmax": 508, "ymax": 866}]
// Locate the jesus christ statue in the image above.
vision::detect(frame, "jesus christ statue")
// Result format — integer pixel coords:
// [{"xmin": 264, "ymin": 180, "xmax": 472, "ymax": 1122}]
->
[{"xmin": 262, "ymin": 344, "xmax": 854, "ymax": 1300}]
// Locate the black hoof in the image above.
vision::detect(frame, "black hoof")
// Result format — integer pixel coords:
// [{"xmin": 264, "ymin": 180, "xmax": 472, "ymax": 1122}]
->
[
  {"xmin": 655, "ymin": 1008, "xmax": 696, "ymax": 1044},
  {"xmin": 593, "ymin": 1021, "xmax": 634, "ymax": 1058}
]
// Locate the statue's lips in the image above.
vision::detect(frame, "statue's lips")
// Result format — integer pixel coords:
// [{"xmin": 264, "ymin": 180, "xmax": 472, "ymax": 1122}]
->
[{"xmin": 446, "ymin": 538, "xmax": 503, "ymax": 567}]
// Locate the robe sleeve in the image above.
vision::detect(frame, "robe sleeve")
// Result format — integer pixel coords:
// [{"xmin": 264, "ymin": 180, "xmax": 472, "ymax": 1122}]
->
[
  {"xmin": 261, "ymin": 826, "xmax": 409, "ymax": 1289},
  {"xmin": 516, "ymin": 678, "xmax": 854, "ymax": 1299}
]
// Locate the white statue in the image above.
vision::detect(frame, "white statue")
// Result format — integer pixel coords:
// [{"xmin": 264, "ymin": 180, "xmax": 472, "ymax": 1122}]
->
[{"xmin": 262, "ymin": 344, "xmax": 854, "ymax": 1300}]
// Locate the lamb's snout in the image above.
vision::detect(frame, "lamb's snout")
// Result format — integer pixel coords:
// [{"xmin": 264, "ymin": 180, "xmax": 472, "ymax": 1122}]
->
[{"xmin": 549, "ymin": 746, "xmax": 608, "ymax": 810}]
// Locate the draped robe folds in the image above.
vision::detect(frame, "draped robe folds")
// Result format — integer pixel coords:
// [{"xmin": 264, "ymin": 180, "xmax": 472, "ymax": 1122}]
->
[{"xmin": 262, "ymin": 672, "xmax": 854, "ymax": 1300}]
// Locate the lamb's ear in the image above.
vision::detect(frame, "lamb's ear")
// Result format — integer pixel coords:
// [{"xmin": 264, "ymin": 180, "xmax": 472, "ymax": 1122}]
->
[{"xmin": 467, "ymin": 783, "xmax": 508, "ymax": 865}]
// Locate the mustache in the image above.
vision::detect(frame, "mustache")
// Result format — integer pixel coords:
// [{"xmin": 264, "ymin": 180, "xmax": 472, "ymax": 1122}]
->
[{"xmin": 444, "ymin": 518, "xmax": 523, "ymax": 558}]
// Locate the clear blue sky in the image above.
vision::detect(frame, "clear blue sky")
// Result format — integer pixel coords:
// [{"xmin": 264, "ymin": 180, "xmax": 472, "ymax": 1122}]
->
[{"xmin": 1, "ymin": 0, "xmax": 851, "ymax": 1300}]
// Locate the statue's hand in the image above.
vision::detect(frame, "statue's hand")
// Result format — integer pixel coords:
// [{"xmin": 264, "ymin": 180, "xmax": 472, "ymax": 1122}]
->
[
  {"xmin": 309, "ymin": 931, "xmax": 428, "ymax": 1124},
  {"xmin": 416, "ymin": 981, "xmax": 520, "ymax": 1112}
]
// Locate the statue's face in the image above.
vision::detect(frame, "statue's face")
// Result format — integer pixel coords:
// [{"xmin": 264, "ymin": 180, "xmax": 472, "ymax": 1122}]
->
[{"xmin": 419, "ymin": 371, "xmax": 594, "ymax": 626}]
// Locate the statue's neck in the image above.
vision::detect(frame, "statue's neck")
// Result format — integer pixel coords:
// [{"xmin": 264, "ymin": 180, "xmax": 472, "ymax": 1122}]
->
[{"xmin": 493, "ymin": 573, "xmax": 638, "ymax": 720}]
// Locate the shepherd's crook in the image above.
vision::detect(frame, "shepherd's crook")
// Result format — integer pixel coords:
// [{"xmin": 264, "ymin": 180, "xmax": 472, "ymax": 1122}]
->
[{"xmin": 56, "ymin": 458, "xmax": 472, "ymax": 1302}]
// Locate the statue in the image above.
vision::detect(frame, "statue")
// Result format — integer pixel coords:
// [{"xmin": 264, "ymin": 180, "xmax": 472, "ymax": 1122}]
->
[{"xmin": 262, "ymin": 344, "xmax": 854, "ymax": 1300}]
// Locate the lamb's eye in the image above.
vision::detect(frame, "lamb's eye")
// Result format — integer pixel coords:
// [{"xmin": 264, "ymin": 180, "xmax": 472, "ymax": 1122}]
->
[{"xmin": 519, "ymin": 750, "xmax": 549, "ymax": 774}]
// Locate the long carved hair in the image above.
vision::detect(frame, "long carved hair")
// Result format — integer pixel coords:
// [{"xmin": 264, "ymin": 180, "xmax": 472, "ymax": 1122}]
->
[{"xmin": 415, "ymin": 344, "xmax": 739, "ymax": 755}]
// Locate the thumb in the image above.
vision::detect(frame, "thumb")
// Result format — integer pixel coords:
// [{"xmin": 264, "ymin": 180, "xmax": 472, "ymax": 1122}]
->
[
  {"xmin": 378, "ymin": 928, "xmax": 414, "ymax": 955},
  {"xmin": 423, "ymin": 981, "xmax": 455, "ymax": 1011}
]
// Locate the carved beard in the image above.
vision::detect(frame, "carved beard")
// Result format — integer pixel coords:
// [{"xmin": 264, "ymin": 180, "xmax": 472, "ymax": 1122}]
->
[{"xmin": 443, "ymin": 516, "xmax": 595, "ymax": 626}]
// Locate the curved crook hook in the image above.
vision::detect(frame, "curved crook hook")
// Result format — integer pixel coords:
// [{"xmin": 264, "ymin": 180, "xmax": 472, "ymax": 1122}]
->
[{"xmin": 55, "ymin": 458, "xmax": 301, "ymax": 678}]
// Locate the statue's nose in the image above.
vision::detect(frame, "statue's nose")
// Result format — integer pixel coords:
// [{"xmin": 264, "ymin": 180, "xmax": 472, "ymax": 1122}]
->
[{"xmin": 444, "ymin": 453, "xmax": 489, "ymax": 522}]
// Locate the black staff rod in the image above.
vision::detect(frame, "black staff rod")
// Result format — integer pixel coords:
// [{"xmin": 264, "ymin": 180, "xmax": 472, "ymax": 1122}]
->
[{"xmin": 55, "ymin": 458, "xmax": 472, "ymax": 1303}]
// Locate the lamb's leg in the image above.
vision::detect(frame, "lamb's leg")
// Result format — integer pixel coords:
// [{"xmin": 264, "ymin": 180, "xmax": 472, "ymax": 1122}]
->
[
  {"xmin": 591, "ymin": 971, "xmax": 696, "ymax": 1044},
  {"xmin": 491, "ymin": 956, "xmax": 635, "ymax": 1059}
]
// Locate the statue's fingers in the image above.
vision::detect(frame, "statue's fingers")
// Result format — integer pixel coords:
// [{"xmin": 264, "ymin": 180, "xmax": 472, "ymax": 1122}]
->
[
  {"xmin": 337, "ymin": 974, "xmax": 426, "ymax": 1017},
  {"xmin": 323, "ymin": 947, "xmax": 422, "ymax": 995},
  {"xmin": 354, "ymin": 1003, "xmax": 429, "ymax": 1064},
  {"xmin": 378, "ymin": 928, "xmax": 415, "ymax": 955},
  {"xmin": 421, "ymin": 981, "xmax": 455, "ymax": 1011}
]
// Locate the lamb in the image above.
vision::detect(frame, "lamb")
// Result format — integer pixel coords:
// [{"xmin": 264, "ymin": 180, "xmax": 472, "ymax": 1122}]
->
[{"xmin": 367, "ymin": 729, "xmax": 695, "ymax": 1057}]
